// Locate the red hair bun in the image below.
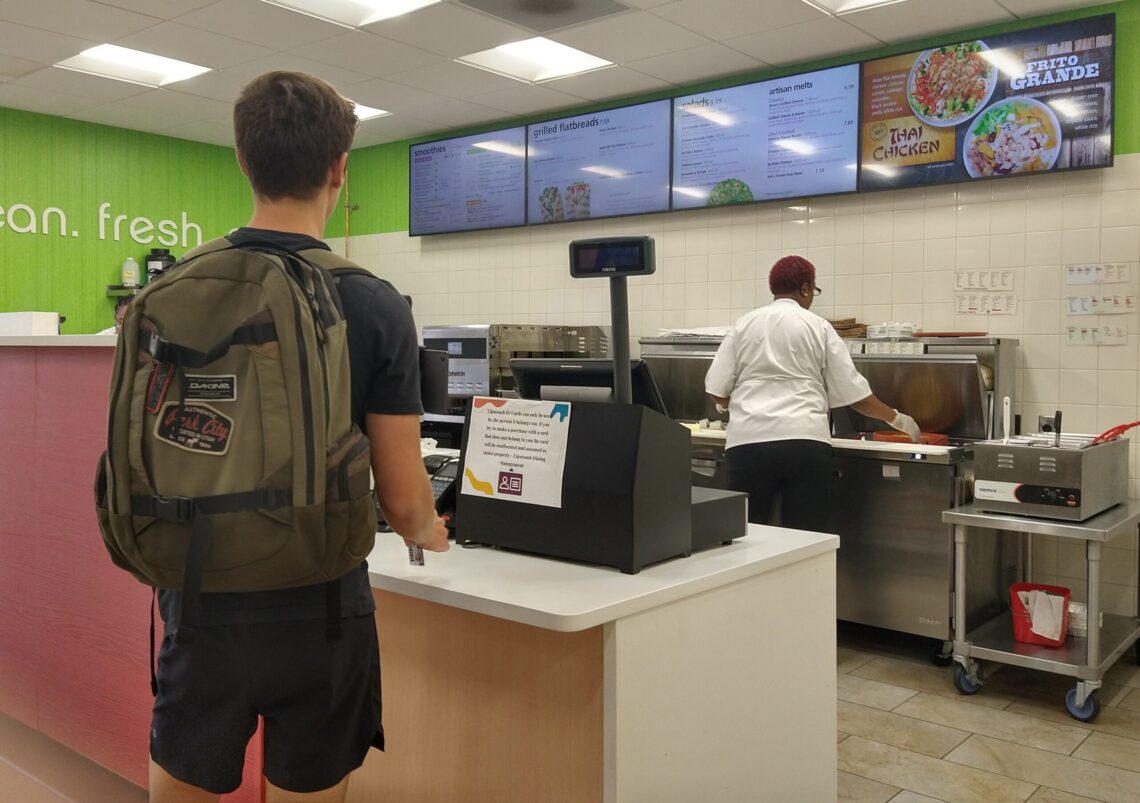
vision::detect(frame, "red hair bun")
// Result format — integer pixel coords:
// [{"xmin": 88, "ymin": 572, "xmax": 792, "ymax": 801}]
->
[{"xmin": 769, "ymin": 255, "xmax": 815, "ymax": 295}]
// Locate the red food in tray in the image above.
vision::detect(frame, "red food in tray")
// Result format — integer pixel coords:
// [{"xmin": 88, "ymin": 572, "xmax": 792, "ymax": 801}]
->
[{"xmin": 870, "ymin": 431, "xmax": 950, "ymax": 445}]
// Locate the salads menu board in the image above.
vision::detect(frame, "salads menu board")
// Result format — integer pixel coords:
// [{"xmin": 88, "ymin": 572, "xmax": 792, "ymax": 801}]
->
[
  {"xmin": 526, "ymin": 100, "xmax": 671, "ymax": 224},
  {"xmin": 860, "ymin": 15, "xmax": 1114, "ymax": 191},
  {"xmin": 672, "ymin": 64, "xmax": 860, "ymax": 209},
  {"xmin": 409, "ymin": 128, "xmax": 526, "ymax": 236}
]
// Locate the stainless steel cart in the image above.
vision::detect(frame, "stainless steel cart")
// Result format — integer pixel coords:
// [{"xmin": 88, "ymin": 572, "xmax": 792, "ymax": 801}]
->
[{"xmin": 942, "ymin": 501, "xmax": 1140, "ymax": 721}]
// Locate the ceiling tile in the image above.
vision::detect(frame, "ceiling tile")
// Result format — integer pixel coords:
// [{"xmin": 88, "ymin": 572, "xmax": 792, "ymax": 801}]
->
[
  {"xmin": 844, "ymin": 0, "xmax": 1013, "ymax": 45},
  {"xmin": 458, "ymin": 0, "xmax": 626, "ymax": 34},
  {"xmin": 726, "ymin": 17, "xmax": 882, "ymax": 67},
  {"xmin": 115, "ymin": 87, "xmax": 233, "ymax": 120},
  {"xmin": 550, "ymin": 11, "xmax": 711, "ymax": 64},
  {"xmin": 336, "ymin": 77, "xmax": 449, "ymax": 115},
  {"xmin": 167, "ymin": 68, "xmax": 250, "ymax": 103},
  {"xmin": 0, "ymin": 82, "xmax": 103, "ymax": 117},
  {"xmin": 154, "ymin": 118, "xmax": 236, "ymax": 147},
  {"xmin": 0, "ymin": 53, "xmax": 45, "ymax": 80},
  {"xmin": 69, "ymin": 100, "xmax": 202, "ymax": 133},
  {"xmin": 112, "ymin": 22, "xmax": 274, "ymax": 70},
  {"xmin": 387, "ymin": 60, "xmax": 525, "ymax": 100},
  {"xmin": 291, "ymin": 31, "xmax": 444, "ymax": 79},
  {"xmin": 0, "ymin": 0, "xmax": 160, "ymax": 42},
  {"xmin": 543, "ymin": 65, "xmax": 671, "ymax": 102},
  {"xmin": 650, "ymin": 0, "xmax": 826, "ymax": 41},
  {"xmin": 627, "ymin": 43, "xmax": 765, "ymax": 85},
  {"xmin": 621, "ymin": 0, "xmax": 677, "ymax": 7},
  {"xmin": 220, "ymin": 53, "xmax": 375, "ymax": 91},
  {"xmin": 175, "ymin": 0, "xmax": 344, "ymax": 51},
  {"xmin": 361, "ymin": 5, "xmax": 535, "ymax": 59},
  {"xmin": 0, "ymin": 21, "xmax": 95, "ymax": 63},
  {"xmin": 996, "ymin": 0, "xmax": 1121, "ymax": 16},
  {"xmin": 468, "ymin": 84, "xmax": 586, "ymax": 116},
  {"xmin": 11, "ymin": 67, "xmax": 152, "ymax": 103},
  {"xmin": 390, "ymin": 95, "xmax": 506, "ymax": 129},
  {"xmin": 89, "ymin": 0, "xmax": 219, "ymax": 19},
  {"xmin": 351, "ymin": 115, "xmax": 441, "ymax": 148}
]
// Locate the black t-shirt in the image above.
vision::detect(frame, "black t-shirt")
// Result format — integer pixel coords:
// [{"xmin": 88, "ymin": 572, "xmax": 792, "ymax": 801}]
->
[{"xmin": 158, "ymin": 228, "xmax": 422, "ymax": 626}]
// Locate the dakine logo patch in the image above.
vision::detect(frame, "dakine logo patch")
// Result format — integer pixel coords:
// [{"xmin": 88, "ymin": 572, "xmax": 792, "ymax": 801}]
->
[
  {"xmin": 155, "ymin": 402, "xmax": 234, "ymax": 455},
  {"xmin": 184, "ymin": 374, "xmax": 237, "ymax": 402}
]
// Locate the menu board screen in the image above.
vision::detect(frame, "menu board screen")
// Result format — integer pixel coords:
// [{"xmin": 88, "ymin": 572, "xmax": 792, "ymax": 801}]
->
[
  {"xmin": 526, "ymin": 100, "xmax": 671, "ymax": 224},
  {"xmin": 672, "ymin": 64, "xmax": 860, "ymax": 209},
  {"xmin": 409, "ymin": 128, "xmax": 526, "ymax": 236},
  {"xmin": 859, "ymin": 15, "xmax": 1114, "ymax": 191}
]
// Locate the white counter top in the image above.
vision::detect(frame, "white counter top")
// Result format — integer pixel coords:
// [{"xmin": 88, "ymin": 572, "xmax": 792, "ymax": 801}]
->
[
  {"xmin": 366, "ymin": 524, "xmax": 837, "ymax": 632},
  {"xmin": 0, "ymin": 335, "xmax": 116, "ymax": 347}
]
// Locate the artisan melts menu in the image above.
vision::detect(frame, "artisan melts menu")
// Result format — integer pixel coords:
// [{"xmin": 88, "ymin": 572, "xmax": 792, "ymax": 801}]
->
[
  {"xmin": 672, "ymin": 64, "xmax": 860, "ymax": 209},
  {"xmin": 526, "ymin": 100, "xmax": 671, "ymax": 224},
  {"xmin": 409, "ymin": 128, "xmax": 526, "ymax": 236},
  {"xmin": 860, "ymin": 14, "xmax": 1114, "ymax": 191}
]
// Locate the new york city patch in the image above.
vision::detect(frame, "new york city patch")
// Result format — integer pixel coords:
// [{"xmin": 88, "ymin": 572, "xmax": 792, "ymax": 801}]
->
[{"xmin": 154, "ymin": 402, "xmax": 234, "ymax": 455}]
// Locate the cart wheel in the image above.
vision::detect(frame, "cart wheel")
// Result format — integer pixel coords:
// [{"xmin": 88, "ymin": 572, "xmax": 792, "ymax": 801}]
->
[
  {"xmin": 953, "ymin": 663, "xmax": 982, "ymax": 695},
  {"xmin": 929, "ymin": 642, "xmax": 953, "ymax": 667},
  {"xmin": 1065, "ymin": 688, "xmax": 1100, "ymax": 722}
]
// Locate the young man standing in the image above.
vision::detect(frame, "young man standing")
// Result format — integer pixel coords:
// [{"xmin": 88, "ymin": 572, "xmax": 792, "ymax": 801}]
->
[{"xmin": 149, "ymin": 71, "xmax": 449, "ymax": 802}]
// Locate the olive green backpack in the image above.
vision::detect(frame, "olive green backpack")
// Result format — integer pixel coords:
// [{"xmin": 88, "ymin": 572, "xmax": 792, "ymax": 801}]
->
[{"xmin": 94, "ymin": 237, "xmax": 376, "ymax": 642}]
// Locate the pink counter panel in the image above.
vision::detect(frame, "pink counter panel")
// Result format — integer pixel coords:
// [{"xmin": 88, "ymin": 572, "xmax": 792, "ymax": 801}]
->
[{"xmin": 0, "ymin": 344, "xmax": 262, "ymax": 802}]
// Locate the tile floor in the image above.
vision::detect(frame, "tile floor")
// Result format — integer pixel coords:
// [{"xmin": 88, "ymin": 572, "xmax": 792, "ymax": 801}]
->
[
  {"xmin": 837, "ymin": 623, "xmax": 1140, "ymax": 803},
  {"xmin": 2, "ymin": 624, "xmax": 1139, "ymax": 802}
]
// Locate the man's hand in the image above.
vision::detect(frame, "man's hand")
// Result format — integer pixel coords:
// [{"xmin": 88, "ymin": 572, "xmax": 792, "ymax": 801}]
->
[
  {"xmin": 404, "ymin": 514, "xmax": 450, "ymax": 552},
  {"xmin": 888, "ymin": 410, "xmax": 921, "ymax": 443}
]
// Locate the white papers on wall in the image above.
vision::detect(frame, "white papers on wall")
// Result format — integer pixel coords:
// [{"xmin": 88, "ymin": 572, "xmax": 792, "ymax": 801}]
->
[
  {"xmin": 1066, "ymin": 294, "xmax": 1137, "ymax": 315},
  {"xmin": 956, "ymin": 293, "xmax": 1017, "ymax": 315},
  {"xmin": 954, "ymin": 269, "xmax": 1016, "ymax": 291},
  {"xmin": 1063, "ymin": 263, "xmax": 1134, "ymax": 347},
  {"xmin": 1066, "ymin": 325, "xmax": 1128, "ymax": 347},
  {"xmin": 1065, "ymin": 263, "xmax": 1131, "ymax": 285}
]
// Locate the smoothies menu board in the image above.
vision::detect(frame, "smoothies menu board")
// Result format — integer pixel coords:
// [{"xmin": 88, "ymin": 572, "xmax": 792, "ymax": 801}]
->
[
  {"xmin": 527, "ymin": 100, "xmax": 671, "ymax": 224},
  {"xmin": 672, "ymin": 64, "xmax": 859, "ymax": 209},
  {"xmin": 409, "ymin": 128, "xmax": 526, "ymax": 236},
  {"xmin": 859, "ymin": 15, "xmax": 1114, "ymax": 191}
]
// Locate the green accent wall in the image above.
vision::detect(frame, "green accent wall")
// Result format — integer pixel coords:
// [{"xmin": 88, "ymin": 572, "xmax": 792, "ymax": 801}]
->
[
  {"xmin": 338, "ymin": 0, "xmax": 1139, "ymax": 237},
  {"xmin": 0, "ymin": 108, "xmax": 251, "ymax": 333}
]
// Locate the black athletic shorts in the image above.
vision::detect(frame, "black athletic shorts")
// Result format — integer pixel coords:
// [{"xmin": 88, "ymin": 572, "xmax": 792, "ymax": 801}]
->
[{"xmin": 150, "ymin": 614, "xmax": 384, "ymax": 794}]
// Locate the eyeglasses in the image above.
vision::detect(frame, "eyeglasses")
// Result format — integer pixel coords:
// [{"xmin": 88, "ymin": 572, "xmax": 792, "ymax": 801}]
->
[{"xmin": 812, "ymin": 284, "xmax": 823, "ymax": 296}]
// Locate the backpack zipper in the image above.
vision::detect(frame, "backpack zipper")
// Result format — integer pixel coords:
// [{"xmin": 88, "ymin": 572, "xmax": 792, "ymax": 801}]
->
[{"xmin": 282, "ymin": 261, "xmax": 318, "ymax": 507}]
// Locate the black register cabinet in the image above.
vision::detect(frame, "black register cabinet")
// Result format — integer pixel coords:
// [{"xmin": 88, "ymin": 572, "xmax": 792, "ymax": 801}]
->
[{"xmin": 454, "ymin": 401, "xmax": 691, "ymax": 574}]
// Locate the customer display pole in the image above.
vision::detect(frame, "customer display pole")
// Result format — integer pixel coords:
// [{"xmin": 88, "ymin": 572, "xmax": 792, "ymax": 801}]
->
[
  {"xmin": 568, "ymin": 236, "xmax": 656, "ymax": 407},
  {"xmin": 609, "ymin": 277, "xmax": 632, "ymax": 404}
]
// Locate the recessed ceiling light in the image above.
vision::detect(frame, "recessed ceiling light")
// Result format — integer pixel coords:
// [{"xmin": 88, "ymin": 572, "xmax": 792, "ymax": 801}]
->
[
  {"xmin": 353, "ymin": 103, "xmax": 391, "ymax": 121},
  {"xmin": 800, "ymin": 0, "xmax": 910, "ymax": 15},
  {"xmin": 54, "ymin": 44, "xmax": 210, "ymax": 87},
  {"xmin": 456, "ymin": 37, "xmax": 611, "ymax": 84},
  {"xmin": 261, "ymin": 0, "xmax": 441, "ymax": 28}
]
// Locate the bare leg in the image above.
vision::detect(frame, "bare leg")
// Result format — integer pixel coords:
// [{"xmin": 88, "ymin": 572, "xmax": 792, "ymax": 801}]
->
[
  {"xmin": 267, "ymin": 775, "xmax": 350, "ymax": 803},
  {"xmin": 149, "ymin": 760, "xmax": 220, "ymax": 803}
]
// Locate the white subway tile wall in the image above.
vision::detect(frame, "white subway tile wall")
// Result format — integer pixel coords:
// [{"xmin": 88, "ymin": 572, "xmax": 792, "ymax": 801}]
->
[{"xmin": 329, "ymin": 154, "xmax": 1140, "ymax": 616}]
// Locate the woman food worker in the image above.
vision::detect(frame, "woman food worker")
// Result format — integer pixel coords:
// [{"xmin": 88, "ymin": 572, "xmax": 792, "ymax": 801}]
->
[{"xmin": 705, "ymin": 255, "xmax": 920, "ymax": 533}]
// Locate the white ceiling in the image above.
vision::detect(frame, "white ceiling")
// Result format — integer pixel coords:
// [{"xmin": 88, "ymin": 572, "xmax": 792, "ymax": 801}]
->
[{"xmin": 0, "ymin": 0, "xmax": 1119, "ymax": 149}]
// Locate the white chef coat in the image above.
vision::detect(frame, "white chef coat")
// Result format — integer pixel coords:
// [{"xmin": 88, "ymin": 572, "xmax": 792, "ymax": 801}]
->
[{"xmin": 705, "ymin": 299, "xmax": 871, "ymax": 450}]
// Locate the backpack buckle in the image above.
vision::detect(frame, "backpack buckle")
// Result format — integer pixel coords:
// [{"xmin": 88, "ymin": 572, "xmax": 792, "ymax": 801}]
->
[{"xmin": 153, "ymin": 495, "xmax": 195, "ymax": 523}]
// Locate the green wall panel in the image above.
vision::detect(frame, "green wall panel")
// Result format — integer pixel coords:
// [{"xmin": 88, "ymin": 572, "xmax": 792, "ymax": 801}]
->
[
  {"xmin": 0, "ymin": 108, "xmax": 252, "ymax": 333},
  {"xmin": 343, "ymin": 0, "xmax": 1139, "ymax": 235}
]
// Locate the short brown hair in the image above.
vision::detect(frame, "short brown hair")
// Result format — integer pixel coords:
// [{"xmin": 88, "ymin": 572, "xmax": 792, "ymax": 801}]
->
[
  {"xmin": 769, "ymin": 255, "xmax": 815, "ymax": 294},
  {"xmin": 234, "ymin": 71, "xmax": 357, "ymax": 201}
]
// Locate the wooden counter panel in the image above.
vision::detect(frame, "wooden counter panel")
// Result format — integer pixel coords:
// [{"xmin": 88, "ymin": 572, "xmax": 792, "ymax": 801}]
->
[{"xmin": 350, "ymin": 590, "xmax": 604, "ymax": 803}]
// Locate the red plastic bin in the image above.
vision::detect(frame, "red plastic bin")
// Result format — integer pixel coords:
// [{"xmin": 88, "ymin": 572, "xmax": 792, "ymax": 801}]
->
[{"xmin": 1009, "ymin": 582, "xmax": 1071, "ymax": 647}]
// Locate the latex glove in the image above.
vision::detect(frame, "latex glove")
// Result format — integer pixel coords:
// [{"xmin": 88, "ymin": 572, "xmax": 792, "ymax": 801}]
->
[
  {"xmin": 715, "ymin": 402, "xmax": 728, "ymax": 415},
  {"xmin": 888, "ymin": 410, "xmax": 921, "ymax": 443}
]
